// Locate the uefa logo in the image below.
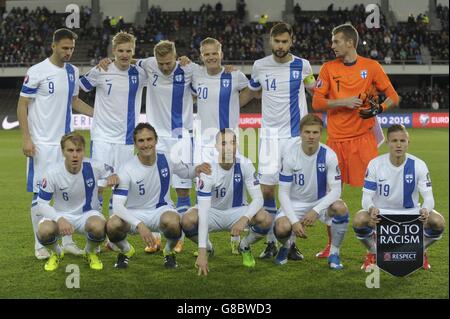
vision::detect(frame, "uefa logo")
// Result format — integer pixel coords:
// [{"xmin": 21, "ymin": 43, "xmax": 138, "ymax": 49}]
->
[
  {"xmin": 419, "ymin": 113, "xmax": 430, "ymax": 126},
  {"xmin": 383, "ymin": 252, "xmax": 391, "ymax": 261}
]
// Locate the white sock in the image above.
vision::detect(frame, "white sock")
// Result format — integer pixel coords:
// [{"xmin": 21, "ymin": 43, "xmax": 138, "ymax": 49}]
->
[
  {"xmin": 239, "ymin": 229, "xmax": 264, "ymax": 250},
  {"xmin": 61, "ymin": 235, "xmax": 75, "ymax": 246},
  {"xmin": 115, "ymin": 239, "xmax": 131, "ymax": 254},
  {"xmin": 31, "ymin": 205, "xmax": 44, "ymax": 250}
]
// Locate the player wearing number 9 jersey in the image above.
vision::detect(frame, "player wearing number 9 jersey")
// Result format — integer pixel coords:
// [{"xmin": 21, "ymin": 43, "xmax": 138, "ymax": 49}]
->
[{"xmin": 17, "ymin": 28, "xmax": 94, "ymax": 260}]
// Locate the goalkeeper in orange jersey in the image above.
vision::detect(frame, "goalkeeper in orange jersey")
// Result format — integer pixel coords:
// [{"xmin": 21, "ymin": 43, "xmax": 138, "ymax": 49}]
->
[{"xmin": 312, "ymin": 23, "xmax": 400, "ymax": 258}]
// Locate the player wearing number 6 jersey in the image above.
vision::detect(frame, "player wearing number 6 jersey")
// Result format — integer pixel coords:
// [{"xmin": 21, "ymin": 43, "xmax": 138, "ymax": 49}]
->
[
  {"xmin": 353, "ymin": 124, "xmax": 445, "ymax": 270},
  {"xmin": 36, "ymin": 132, "xmax": 117, "ymax": 271},
  {"xmin": 18, "ymin": 28, "xmax": 94, "ymax": 260}
]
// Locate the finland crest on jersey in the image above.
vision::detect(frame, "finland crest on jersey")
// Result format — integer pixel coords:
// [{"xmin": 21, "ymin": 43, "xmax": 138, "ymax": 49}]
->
[{"xmin": 360, "ymin": 70, "xmax": 368, "ymax": 79}]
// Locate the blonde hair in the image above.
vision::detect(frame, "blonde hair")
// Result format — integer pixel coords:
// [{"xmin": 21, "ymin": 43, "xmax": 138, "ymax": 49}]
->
[
  {"xmin": 200, "ymin": 37, "xmax": 222, "ymax": 53},
  {"xmin": 60, "ymin": 132, "xmax": 85, "ymax": 150},
  {"xmin": 300, "ymin": 114, "xmax": 324, "ymax": 132},
  {"xmin": 112, "ymin": 31, "xmax": 136, "ymax": 49},
  {"xmin": 153, "ymin": 40, "xmax": 176, "ymax": 57}
]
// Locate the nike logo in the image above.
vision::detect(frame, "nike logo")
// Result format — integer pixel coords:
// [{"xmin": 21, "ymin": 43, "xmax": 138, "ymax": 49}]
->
[
  {"xmin": 136, "ymin": 179, "xmax": 144, "ymax": 184},
  {"xmin": 332, "ymin": 76, "xmax": 342, "ymax": 80},
  {"xmin": 105, "ymin": 79, "xmax": 112, "ymax": 82},
  {"xmin": 378, "ymin": 179, "xmax": 387, "ymax": 182},
  {"xmin": 2, "ymin": 116, "xmax": 19, "ymax": 130},
  {"xmin": 59, "ymin": 187, "xmax": 68, "ymax": 191},
  {"xmin": 46, "ymin": 77, "xmax": 54, "ymax": 81}
]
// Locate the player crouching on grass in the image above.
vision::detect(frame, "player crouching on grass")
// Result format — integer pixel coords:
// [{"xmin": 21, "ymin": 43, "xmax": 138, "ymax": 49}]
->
[
  {"xmin": 353, "ymin": 124, "xmax": 445, "ymax": 270},
  {"xmin": 36, "ymin": 132, "xmax": 118, "ymax": 271},
  {"xmin": 106, "ymin": 123, "xmax": 211, "ymax": 269},
  {"xmin": 274, "ymin": 114, "xmax": 350, "ymax": 270},
  {"xmin": 183, "ymin": 129, "xmax": 273, "ymax": 276}
]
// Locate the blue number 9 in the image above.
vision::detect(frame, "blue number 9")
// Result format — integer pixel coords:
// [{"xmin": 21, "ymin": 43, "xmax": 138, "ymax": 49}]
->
[{"xmin": 48, "ymin": 81, "xmax": 54, "ymax": 94}]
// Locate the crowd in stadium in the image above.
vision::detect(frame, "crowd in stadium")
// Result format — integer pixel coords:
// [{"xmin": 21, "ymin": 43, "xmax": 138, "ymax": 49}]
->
[{"xmin": 0, "ymin": 3, "xmax": 448, "ymax": 110}]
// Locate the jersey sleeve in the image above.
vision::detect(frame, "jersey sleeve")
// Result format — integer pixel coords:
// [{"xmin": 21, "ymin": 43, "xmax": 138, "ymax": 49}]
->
[
  {"xmin": 243, "ymin": 161, "xmax": 260, "ymax": 189},
  {"xmin": 417, "ymin": 160, "xmax": 433, "ymax": 194},
  {"xmin": 363, "ymin": 160, "xmax": 377, "ymax": 194},
  {"xmin": 138, "ymin": 66, "xmax": 148, "ymax": 86},
  {"xmin": 79, "ymin": 66, "xmax": 99, "ymax": 92},
  {"xmin": 237, "ymin": 70, "xmax": 249, "ymax": 91},
  {"xmin": 37, "ymin": 172, "xmax": 55, "ymax": 204},
  {"xmin": 248, "ymin": 61, "xmax": 261, "ymax": 91},
  {"xmin": 92, "ymin": 160, "xmax": 115, "ymax": 186},
  {"xmin": 311, "ymin": 64, "xmax": 331, "ymax": 110},
  {"xmin": 279, "ymin": 155, "xmax": 294, "ymax": 187},
  {"xmin": 372, "ymin": 61, "xmax": 400, "ymax": 107},
  {"xmin": 197, "ymin": 171, "xmax": 215, "ymax": 198},
  {"xmin": 20, "ymin": 68, "xmax": 41, "ymax": 98},
  {"xmin": 302, "ymin": 59, "xmax": 315, "ymax": 88},
  {"xmin": 73, "ymin": 66, "xmax": 80, "ymax": 96},
  {"xmin": 112, "ymin": 169, "xmax": 131, "ymax": 198},
  {"xmin": 327, "ymin": 151, "xmax": 342, "ymax": 188}
]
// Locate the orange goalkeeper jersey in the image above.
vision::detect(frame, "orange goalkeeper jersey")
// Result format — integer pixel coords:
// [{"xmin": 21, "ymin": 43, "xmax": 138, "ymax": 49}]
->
[{"xmin": 312, "ymin": 55, "xmax": 398, "ymax": 140}]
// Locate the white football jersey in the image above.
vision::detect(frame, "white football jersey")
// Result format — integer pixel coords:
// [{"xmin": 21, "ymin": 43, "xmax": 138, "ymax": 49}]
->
[
  {"xmin": 248, "ymin": 55, "xmax": 312, "ymax": 138},
  {"xmin": 37, "ymin": 159, "xmax": 112, "ymax": 214},
  {"xmin": 20, "ymin": 58, "xmax": 79, "ymax": 145},
  {"xmin": 192, "ymin": 66, "xmax": 248, "ymax": 145},
  {"xmin": 197, "ymin": 155, "xmax": 260, "ymax": 210},
  {"xmin": 137, "ymin": 58, "xmax": 194, "ymax": 138},
  {"xmin": 279, "ymin": 143, "xmax": 341, "ymax": 210},
  {"xmin": 113, "ymin": 153, "xmax": 195, "ymax": 210},
  {"xmin": 79, "ymin": 63, "xmax": 147, "ymax": 145},
  {"xmin": 363, "ymin": 153, "xmax": 433, "ymax": 211}
]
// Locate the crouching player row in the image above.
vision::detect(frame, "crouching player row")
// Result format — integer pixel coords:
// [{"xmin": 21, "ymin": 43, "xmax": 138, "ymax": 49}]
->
[
  {"xmin": 36, "ymin": 124, "xmax": 211, "ymax": 271},
  {"xmin": 353, "ymin": 124, "xmax": 445, "ymax": 270}
]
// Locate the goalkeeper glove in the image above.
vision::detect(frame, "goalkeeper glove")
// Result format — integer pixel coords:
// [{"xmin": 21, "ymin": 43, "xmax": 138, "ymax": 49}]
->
[{"xmin": 359, "ymin": 97, "xmax": 384, "ymax": 119}]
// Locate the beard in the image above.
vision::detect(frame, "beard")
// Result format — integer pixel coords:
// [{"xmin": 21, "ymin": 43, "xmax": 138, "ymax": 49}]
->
[{"xmin": 272, "ymin": 49, "xmax": 289, "ymax": 58}]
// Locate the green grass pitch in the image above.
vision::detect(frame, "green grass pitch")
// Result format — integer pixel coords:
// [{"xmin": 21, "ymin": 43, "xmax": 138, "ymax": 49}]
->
[{"xmin": 0, "ymin": 128, "xmax": 448, "ymax": 298}]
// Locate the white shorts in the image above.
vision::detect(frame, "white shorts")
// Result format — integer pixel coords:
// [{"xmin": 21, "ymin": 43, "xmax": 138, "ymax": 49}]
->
[
  {"xmin": 27, "ymin": 144, "xmax": 62, "ymax": 193},
  {"xmin": 39, "ymin": 210, "xmax": 105, "ymax": 234},
  {"xmin": 276, "ymin": 205, "xmax": 332, "ymax": 226},
  {"xmin": 258, "ymin": 136, "xmax": 300, "ymax": 185},
  {"xmin": 157, "ymin": 136, "xmax": 193, "ymax": 189},
  {"xmin": 90, "ymin": 140, "xmax": 134, "ymax": 173},
  {"xmin": 126, "ymin": 205, "xmax": 178, "ymax": 234},
  {"xmin": 207, "ymin": 206, "xmax": 247, "ymax": 232}
]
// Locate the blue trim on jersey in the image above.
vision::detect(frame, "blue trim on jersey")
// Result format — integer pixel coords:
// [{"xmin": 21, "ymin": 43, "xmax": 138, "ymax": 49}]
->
[
  {"xmin": 249, "ymin": 78, "xmax": 260, "ymax": 88},
  {"xmin": 316, "ymin": 146, "xmax": 327, "ymax": 200},
  {"xmin": 38, "ymin": 189, "xmax": 53, "ymax": 201},
  {"xmin": 65, "ymin": 64, "xmax": 75, "ymax": 134},
  {"xmin": 198, "ymin": 191, "xmax": 212, "ymax": 197},
  {"xmin": 190, "ymin": 82, "xmax": 196, "ymax": 94},
  {"xmin": 113, "ymin": 188, "xmax": 128, "ymax": 196},
  {"xmin": 156, "ymin": 153, "xmax": 170, "ymax": 208},
  {"xmin": 27, "ymin": 157, "xmax": 34, "ymax": 192},
  {"xmin": 279, "ymin": 174, "xmax": 293, "ymax": 182},
  {"xmin": 289, "ymin": 58, "xmax": 303, "ymax": 137},
  {"xmin": 171, "ymin": 65, "xmax": 185, "ymax": 137},
  {"xmin": 82, "ymin": 162, "xmax": 95, "ymax": 212},
  {"xmin": 79, "ymin": 76, "xmax": 94, "ymax": 91},
  {"xmin": 126, "ymin": 66, "xmax": 139, "ymax": 145},
  {"xmin": 364, "ymin": 180, "xmax": 377, "ymax": 191},
  {"xmin": 21, "ymin": 85, "xmax": 38, "ymax": 94},
  {"xmin": 232, "ymin": 163, "xmax": 244, "ymax": 207},
  {"xmin": 403, "ymin": 158, "xmax": 415, "ymax": 209},
  {"xmin": 219, "ymin": 72, "xmax": 232, "ymax": 130}
]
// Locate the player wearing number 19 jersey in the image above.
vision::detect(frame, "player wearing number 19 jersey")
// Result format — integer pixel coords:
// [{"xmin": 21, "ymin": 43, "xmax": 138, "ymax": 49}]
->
[{"xmin": 353, "ymin": 125, "xmax": 445, "ymax": 270}]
